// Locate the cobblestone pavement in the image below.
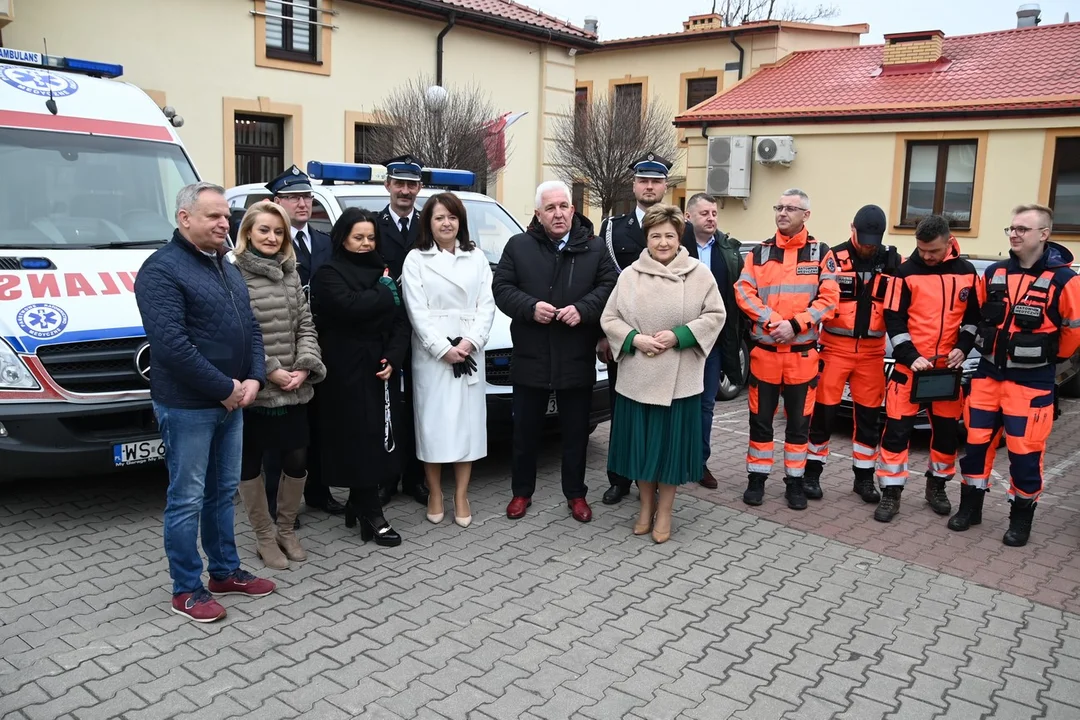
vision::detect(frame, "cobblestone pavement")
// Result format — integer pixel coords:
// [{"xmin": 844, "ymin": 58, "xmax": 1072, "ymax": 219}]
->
[{"xmin": 3, "ymin": 405, "xmax": 1080, "ymax": 719}]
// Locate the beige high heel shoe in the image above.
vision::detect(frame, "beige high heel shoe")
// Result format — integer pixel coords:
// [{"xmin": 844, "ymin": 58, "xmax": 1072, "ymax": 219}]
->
[
  {"xmin": 427, "ymin": 493, "xmax": 444, "ymax": 524},
  {"xmin": 454, "ymin": 498, "xmax": 472, "ymax": 528}
]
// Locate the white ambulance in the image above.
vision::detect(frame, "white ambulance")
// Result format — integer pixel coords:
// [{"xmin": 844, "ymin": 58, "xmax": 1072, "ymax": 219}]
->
[{"xmin": 0, "ymin": 48, "xmax": 199, "ymax": 480}]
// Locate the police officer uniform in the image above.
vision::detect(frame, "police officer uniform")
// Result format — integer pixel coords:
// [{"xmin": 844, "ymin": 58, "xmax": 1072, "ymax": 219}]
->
[
  {"xmin": 263, "ymin": 165, "xmax": 343, "ymax": 517},
  {"xmin": 599, "ymin": 153, "xmax": 672, "ymax": 505},
  {"xmin": 378, "ymin": 155, "xmax": 424, "ymax": 280},
  {"xmin": 376, "ymin": 155, "xmax": 428, "ymax": 505}
]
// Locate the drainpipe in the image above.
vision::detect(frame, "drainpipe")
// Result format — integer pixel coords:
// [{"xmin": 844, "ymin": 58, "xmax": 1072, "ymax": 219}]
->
[
  {"xmin": 436, "ymin": 12, "xmax": 456, "ymax": 86},
  {"xmin": 729, "ymin": 31, "xmax": 745, "ymax": 80}
]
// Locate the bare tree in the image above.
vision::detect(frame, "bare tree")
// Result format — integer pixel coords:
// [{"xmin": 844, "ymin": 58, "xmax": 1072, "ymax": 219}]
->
[
  {"xmin": 549, "ymin": 93, "xmax": 683, "ymax": 216},
  {"xmin": 712, "ymin": 0, "xmax": 840, "ymax": 25},
  {"xmin": 367, "ymin": 76, "xmax": 509, "ymax": 189}
]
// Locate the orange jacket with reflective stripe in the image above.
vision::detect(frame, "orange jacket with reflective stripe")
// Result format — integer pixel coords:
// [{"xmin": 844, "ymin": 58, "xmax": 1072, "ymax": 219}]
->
[
  {"xmin": 884, "ymin": 237, "xmax": 979, "ymax": 368},
  {"xmin": 735, "ymin": 227, "xmax": 840, "ymax": 352},
  {"xmin": 820, "ymin": 240, "xmax": 901, "ymax": 355}
]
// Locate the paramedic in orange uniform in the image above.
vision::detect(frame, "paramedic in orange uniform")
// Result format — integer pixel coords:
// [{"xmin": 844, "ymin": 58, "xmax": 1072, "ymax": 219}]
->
[
  {"xmin": 805, "ymin": 205, "xmax": 900, "ymax": 503},
  {"xmin": 875, "ymin": 214, "xmax": 979, "ymax": 523},
  {"xmin": 950, "ymin": 204, "xmax": 1080, "ymax": 546},
  {"xmin": 736, "ymin": 189, "xmax": 840, "ymax": 510}
]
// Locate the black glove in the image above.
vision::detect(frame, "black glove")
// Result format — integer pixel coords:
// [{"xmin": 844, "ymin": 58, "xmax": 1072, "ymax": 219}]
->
[{"xmin": 448, "ymin": 337, "xmax": 475, "ymax": 378}]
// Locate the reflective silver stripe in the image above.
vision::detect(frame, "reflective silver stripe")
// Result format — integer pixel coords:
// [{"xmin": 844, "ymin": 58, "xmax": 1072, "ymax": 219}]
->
[
  {"xmin": 809, "ymin": 243, "xmax": 820, "ymax": 263},
  {"xmin": 852, "ymin": 442, "xmax": 876, "ymax": 457},
  {"xmin": 808, "ymin": 441, "xmax": 829, "ymax": 454},
  {"xmin": 876, "ymin": 461, "xmax": 907, "ymax": 475},
  {"xmin": 1064, "ymin": 317, "xmax": 1080, "ymax": 329},
  {"xmin": 1013, "ymin": 345, "xmax": 1044, "ymax": 358},
  {"xmin": 1033, "ymin": 276, "xmax": 1052, "ymax": 290},
  {"xmin": 891, "ymin": 333, "xmax": 912, "ymax": 345},
  {"xmin": 820, "ymin": 272, "xmax": 839, "ymax": 283},
  {"xmin": 879, "ymin": 477, "xmax": 907, "ymax": 487},
  {"xmin": 1007, "ymin": 359, "xmax": 1051, "ymax": 369},
  {"xmin": 807, "ymin": 304, "xmax": 835, "ymax": 323},
  {"xmin": 786, "ymin": 449, "xmax": 808, "ymax": 463},
  {"xmin": 867, "ymin": 329, "xmax": 885, "ymax": 337},
  {"xmin": 794, "ymin": 329, "xmax": 819, "ymax": 344},
  {"xmin": 760, "ymin": 245, "xmax": 772, "ymax": 263},
  {"xmin": 747, "ymin": 446, "xmax": 773, "ymax": 459},
  {"xmin": 853, "ymin": 458, "xmax": 876, "ymax": 469},
  {"xmin": 960, "ymin": 324, "xmax": 977, "ymax": 336},
  {"xmin": 825, "ymin": 327, "xmax": 855, "ymax": 336},
  {"xmin": 989, "ymin": 275, "xmax": 1007, "ymax": 287},
  {"xmin": 808, "ymin": 452, "xmax": 828, "ymax": 463},
  {"xmin": 786, "ymin": 467, "xmax": 806, "ymax": 478},
  {"xmin": 738, "ymin": 288, "xmax": 773, "ymax": 322},
  {"xmin": 747, "ymin": 463, "xmax": 772, "ymax": 474},
  {"xmin": 755, "ymin": 282, "xmax": 822, "ymax": 301},
  {"xmin": 962, "ymin": 476, "xmax": 990, "ymax": 490}
]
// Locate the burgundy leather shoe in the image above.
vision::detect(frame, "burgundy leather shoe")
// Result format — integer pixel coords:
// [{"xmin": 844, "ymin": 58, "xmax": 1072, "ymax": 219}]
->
[
  {"xmin": 506, "ymin": 496, "xmax": 531, "ymax": 519},
  {"xmin": 568, "ymin": 498, "xmax": 592, "ymax": 523},
  {"xmin": 700, "ymin": 467, "xmax": 719, "ymax": 489}
]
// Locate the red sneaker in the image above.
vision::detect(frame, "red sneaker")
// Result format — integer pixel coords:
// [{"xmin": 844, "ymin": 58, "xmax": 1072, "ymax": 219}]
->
[
  {"xmin": 506, "ymin": 496, "xmax": 531, "ymax": 519},
  {"xmin": 568, "ymin": 498, "xmax": 592, "ymax": 523},
  {"xmin": 171, "ymin": 588, "xmax": 226, "ymax": 623},
  {"xmin": 208, "ymin": 569, "xmax": 276, "ymax": 597}
]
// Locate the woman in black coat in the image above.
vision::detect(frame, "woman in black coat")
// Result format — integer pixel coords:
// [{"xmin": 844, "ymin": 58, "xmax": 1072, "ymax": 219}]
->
[{"xmin": 311, "ymin": 208, "xmax": 410, "ymax": 547}]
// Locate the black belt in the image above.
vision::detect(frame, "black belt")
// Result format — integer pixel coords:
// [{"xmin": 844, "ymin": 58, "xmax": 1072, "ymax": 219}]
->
[{"xmin": 753, "ymin": 341, "xmax": 817, "ymax": 353}]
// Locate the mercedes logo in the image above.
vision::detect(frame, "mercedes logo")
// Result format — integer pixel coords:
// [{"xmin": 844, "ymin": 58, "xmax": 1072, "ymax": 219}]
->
[{"xmin": 134, "ymin": 342, "xmax": 151, "ymax": 383}]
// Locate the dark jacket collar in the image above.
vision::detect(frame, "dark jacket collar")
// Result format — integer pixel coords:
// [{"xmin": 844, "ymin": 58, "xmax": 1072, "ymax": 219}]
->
[
  {"xmin": 172, "ymin": 228, "xmax": 227, "ymax": 261},
  {"xmin": 1006, "ymin": 241, "xmax": 1075, "ymax": 273},
  {"xmin": 526, "ymin": 212, "xmax": 595, "ymax": 252}
]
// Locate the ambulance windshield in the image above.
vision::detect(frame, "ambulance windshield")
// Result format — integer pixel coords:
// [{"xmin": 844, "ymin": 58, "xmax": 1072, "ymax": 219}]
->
[{"xmin": 0, "ymin": 127, "xmax": 198, "ymax": 249}]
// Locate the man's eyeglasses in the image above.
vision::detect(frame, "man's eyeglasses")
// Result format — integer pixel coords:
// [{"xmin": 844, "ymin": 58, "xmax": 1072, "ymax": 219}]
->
[
  {"xmin": 773, "ymin": 205, "xmax": 807, "ymax": 213},
  {"xmin": 1003, "ymin": 226, "xmax": 1048, "ymax": 236},
  {"xmin": 279, "ymin": 194, "xmax": 313, "ymax": 203}
]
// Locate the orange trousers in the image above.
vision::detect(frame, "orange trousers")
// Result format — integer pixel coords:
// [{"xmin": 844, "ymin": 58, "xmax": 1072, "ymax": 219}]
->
[
  {"xmin": 807, "ymin": 348, "xmax": 886, "ymax": 472},
  {"xmin": 876, "ymin": 365, "xmax": 964, "ymax": 487},
  {"xmin": 958, "ymin": 376, "xmax": 1055, "ymax": 500},
  {"xmin": 746, "ymin": 347, "xmax": 818, "ymax": 479}
]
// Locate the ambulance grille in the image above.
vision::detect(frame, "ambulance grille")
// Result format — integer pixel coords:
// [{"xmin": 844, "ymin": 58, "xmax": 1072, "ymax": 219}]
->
[
  {"xmin": 37, "ymin": 337, "xmax": 149, "ymax": 394},
  {"xmin": 485, "ymin": 349, "xmax": 512, "ymax": 386}
]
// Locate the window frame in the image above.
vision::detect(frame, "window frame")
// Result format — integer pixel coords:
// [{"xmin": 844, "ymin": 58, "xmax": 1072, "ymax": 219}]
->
[
  {"xmin": 254, "ymin": 0, "xmax": 333, "ymax": 77},
  {"xmin": 685, "ymin": 76, "xmax": 719, "ymax": 110},
  {"xmin": 899, "ymin": 139, "xmax": 978, "ymax": 230},
  {"xmin": 1048, "ymin": 135, "xmax": 1080, "ymax": 233},
  {"xmin": 890, "ymin": 131, "xmax": 987, "ymax": 237},
  {"xmin": 265, "ymin": 0, "xmax": 320, "ymax": 64},
  {"xmin": 233, "ymin": 114, "xmax": 286, "ymax": 186}
]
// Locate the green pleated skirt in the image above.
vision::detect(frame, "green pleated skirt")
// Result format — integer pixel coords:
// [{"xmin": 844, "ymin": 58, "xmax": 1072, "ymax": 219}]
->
[{"xmin": 607, "ymin": 393, "xmax": 702, "ymax": 486}]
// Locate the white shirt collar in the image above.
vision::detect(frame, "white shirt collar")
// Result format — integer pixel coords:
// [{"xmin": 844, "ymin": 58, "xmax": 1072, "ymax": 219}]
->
[
  {"xmin": 635, "ymin": 206, "xmax": 646, "ymax": 226},
  {"xmin": 390, "ymin": 207, "xmax": 413, "ymax": 226},
  {"xmin": 290, "ymin": 224, "xmax": 311, "ymax": 251}
]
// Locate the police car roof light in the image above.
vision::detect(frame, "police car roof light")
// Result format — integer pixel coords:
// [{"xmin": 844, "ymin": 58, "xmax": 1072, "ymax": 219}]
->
[
  {"xmin": 423, "ymin": 168, "xmax": 476, "ymax": 188},
  {"xmin": 0, "ymin": 47, "xmax": 124, "ymax": 78},
  {"xmin": 307, "ymin": 161, "xmax": 373, "ymax": 184}
]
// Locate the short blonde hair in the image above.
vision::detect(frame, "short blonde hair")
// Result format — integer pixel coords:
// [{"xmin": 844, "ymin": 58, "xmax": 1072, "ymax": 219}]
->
[
  {"xmin": 642, "ymin": 204, "xmax": 685, "ymax": 238},
  {"xmin": 235, "ymin": 201, "xmax": 295, "ymax": 260},
  {"xmin": 1012, "ymin": 203, "xmax": 1054, "ymax": 232}
]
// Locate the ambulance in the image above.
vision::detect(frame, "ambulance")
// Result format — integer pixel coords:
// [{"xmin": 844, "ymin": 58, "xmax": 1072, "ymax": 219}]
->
[{"xmin": 0, "ymin": 48, "xmax": 199, "ymax": 480}]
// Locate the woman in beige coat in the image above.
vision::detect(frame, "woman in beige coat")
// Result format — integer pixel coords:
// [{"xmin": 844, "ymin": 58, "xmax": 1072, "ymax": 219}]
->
[
  {"xmin": 233, "ymin": 201, "xmax": 326, "ymax": 569},
  {"xmin": 601, "ymin": 205, "xmax": 726, "ymax": 543}
]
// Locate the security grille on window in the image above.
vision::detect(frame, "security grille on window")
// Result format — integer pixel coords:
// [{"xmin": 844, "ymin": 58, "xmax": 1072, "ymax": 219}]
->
[
  {"xmin": 354, "ymin": 124, "xmax": 379, "ymax": 165},
  {"xmin": 686, "ymin": 77, "xmax": 717, "ymax": 110},
  {"xmin": 1050, "ymin": 137, "xmax": 1080, "ymax": 231},
  {"xmin": 901, "ymin": 140, "xmax": 977, "ymax": 229},
  {"xmin": 235, "ymin": 114, "xmax": 285, "ymax": 186},
  {"xmin": 266, "ymin": 0, "xmax": 319, "ymax": 63}
]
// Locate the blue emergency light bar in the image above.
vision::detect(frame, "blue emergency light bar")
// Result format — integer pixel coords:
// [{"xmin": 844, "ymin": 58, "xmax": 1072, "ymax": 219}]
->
[
  {"xmin": 307, "ymin": 161, "xmax": 373, "ymax": 183},
  {"xmin": 306, "ymin": 161, "xmax": 476, "ymax": 188},
  {"xmin": 0, "ymin": 47, "xmax": 123, "ymax": 78}
]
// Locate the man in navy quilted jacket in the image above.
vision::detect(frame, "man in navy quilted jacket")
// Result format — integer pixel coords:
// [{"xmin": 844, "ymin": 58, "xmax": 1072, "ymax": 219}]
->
[{"xmin": 135, "ymin": 182, "xmax": 275, "ymax": 623}]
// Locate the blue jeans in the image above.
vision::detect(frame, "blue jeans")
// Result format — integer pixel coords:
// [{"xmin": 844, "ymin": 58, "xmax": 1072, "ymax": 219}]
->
[
  {"xmin": 701, "ymin": 344, "xmax": 723, "ymax": 465},
  {"xmin": 154, "ymin": 402, "xmax": 243, "ymax": 595}
]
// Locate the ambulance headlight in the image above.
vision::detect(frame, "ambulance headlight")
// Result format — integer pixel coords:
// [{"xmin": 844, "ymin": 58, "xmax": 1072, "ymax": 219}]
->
[{"xmin": 0, "ymin": 340, "xmax": 38, "ymax": 389}]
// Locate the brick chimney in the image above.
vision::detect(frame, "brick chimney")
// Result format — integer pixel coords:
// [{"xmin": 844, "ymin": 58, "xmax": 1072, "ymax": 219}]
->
[
  {"xmin": 882, "ymin": 30, "xmax": 945, "ymax": 66},
  {"xmin": 683, "ymin": 13, "xmax": 724, "ymax": 32}
]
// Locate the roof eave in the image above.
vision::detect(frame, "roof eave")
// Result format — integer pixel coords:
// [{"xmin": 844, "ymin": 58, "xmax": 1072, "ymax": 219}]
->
[
  {"xmin": 593, "ymin": 20, "xmax": 868, "ymax": 51},
  {"xmin": 343, "ymin": 0, "xmax": 599, "ymax": 48},
  {"xmin": 675, "ymin": 104, "xmax": 1080, "ymax": 127}
]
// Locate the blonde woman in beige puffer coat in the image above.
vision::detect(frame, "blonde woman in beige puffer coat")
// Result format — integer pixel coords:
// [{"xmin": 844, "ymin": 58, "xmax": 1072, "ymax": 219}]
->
[{"xmin": 232, "ymin": 201, "xmax": 326, "ymax": 570}]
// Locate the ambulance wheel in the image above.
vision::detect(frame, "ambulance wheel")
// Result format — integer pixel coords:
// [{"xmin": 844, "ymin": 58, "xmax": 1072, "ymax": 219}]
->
[{"xmin": 717, "ymin": 340, "xmax": 749, "ymax": 402}]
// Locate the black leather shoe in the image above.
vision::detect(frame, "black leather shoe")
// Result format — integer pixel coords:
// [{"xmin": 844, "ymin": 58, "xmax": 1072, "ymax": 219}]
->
[
  {"xmin": 602, "ymin": 485, "xmax": 630, "ymax": 505},
  {"xmin": 409, "ymin": 483, "xmax": 430, "ymax": 506},
  {"xmin": 308, "ymin": 497, "xmax": 345, "ymax": 515},
  {"xmin": 743, "ymin": 475, "xmax": 766, "ymax": 506},
  {"xmin": 359, "ymin": 515, "xmax": 402, "ymax": 547}
]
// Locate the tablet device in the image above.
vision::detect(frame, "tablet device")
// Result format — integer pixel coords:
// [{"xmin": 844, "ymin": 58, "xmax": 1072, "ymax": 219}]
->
[{"xmin": 910, "ymin": 367, "xmax": 962, "ymax": 402}]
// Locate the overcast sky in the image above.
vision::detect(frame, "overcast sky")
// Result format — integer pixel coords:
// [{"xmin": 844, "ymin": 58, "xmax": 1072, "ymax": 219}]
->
[{"xmin": 533, "ymin": 0, "xmax": 1076, "ymax": 42}]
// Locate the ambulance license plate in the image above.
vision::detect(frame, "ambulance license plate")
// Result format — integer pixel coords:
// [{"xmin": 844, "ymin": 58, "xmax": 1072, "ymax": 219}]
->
[
  {"xmin": 546, "ymin": 395, "xmax": 558, "ymax": 416},
  {"xmin": 114, "ymin": 439, "xmax": 165, "ymax": 467}
]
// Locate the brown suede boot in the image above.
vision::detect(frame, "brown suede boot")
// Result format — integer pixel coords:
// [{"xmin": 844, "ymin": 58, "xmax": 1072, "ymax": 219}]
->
[
  {"xmin": 238, "ymin": 476, "xmax": 288, "ymax": 570},
  {"xmin": 275, "ymin": 473, "xmax": 307, "ymax": 562}
]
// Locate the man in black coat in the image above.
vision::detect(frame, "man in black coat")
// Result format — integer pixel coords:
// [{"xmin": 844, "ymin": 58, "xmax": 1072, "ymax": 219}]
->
[
  {"xmin": 494, "ymin": 180, "xmax": 617, "ymax": 524},
  {"xmin": 682, "ymin": 193, "xmax": 745, "ymax": 490},
  {"xmin": 374, "ymin": 155, "xmax": 428, "ymax": 506},
  {"xmin": 596, "ymin": 152, "xmax": 672, "ymax": 505},
  {"xmin": 266, "ymin": 165, "xmax": 343, "ymax": 517}
]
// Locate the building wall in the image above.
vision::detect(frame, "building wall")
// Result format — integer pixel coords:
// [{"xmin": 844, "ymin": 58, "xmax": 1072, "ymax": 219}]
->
[
  {"xmin": 685, "ymin": 117, "xmax": 1080, "ymax": 257},
  {"xmin": 3, "ymin": 0, "xmax": 564, "ymax": 225}
]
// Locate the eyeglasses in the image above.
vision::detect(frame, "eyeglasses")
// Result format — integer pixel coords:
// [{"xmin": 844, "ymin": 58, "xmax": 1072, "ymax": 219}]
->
[
  {"xmin": 280, "ymin": 194, "xmax": 313, "ymax": 203},
  {"xmin": 1003, "ymin": 226, "xmax": 1048, "ymax": 236},
  {"xmin": 773, "ymin": 205, "xmax": 807, "ymax": 213}
]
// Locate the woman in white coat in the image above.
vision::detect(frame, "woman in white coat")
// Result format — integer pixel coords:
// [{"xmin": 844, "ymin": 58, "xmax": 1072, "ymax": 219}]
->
[{"xmin": 402, "ymin": 192, "xmax": 496, "ymax": 528}]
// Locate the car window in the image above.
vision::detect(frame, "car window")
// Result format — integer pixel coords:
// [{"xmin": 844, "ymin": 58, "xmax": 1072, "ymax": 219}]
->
[
  {"xmin": 244, "ymin": 192, "xmax": 271, "ymax": 209},
  {"xmin": 310, "ymin": 197, "xmax": 332, "ymax": 235}
]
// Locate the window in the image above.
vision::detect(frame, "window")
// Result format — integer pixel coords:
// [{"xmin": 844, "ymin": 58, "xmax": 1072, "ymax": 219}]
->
[
  {"xmin": 614, "ymin": 83, "xmax": 643, "ymax": 118},
  {"xmin": 901, "ymin": 140, "xmax": 977, "ymax": 229},
  {"xmin": 1050, "ymin": 137, "xmax": 1080, "ymax": 230},
  {"xmin": 266, "ymin": 0, "xmax": 319, "ymax": 63},
  {"xmin": 575, "ymin": 86, "xmax": 589, "ymax": 124},
  {"xmin": 572, "ymin": 182, "xmax": 585, "ymax": 212},
  {"xmin": 234, "ymin": 114, "xmax": 285, "ymax": 186},
  {"xmin": 685, "ymin": 77, "xmax": 717, "ymax": 109},
  {"xmin": 353, "ymin": 123, "xmax": 379, "ymax": 165},
  {"xmin": 612, "ymin": 195, "xmax": 636, "ymax": 216}
]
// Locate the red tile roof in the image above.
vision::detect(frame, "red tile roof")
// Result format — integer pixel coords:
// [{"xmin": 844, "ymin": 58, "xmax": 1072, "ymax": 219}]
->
[
  {"xmin": 675, "ymin": 22, "xmax": 1080, "ymax": 125},
  {"xmin": 416, "ymin": 0, "xmax": 594, "ymax": 39}
]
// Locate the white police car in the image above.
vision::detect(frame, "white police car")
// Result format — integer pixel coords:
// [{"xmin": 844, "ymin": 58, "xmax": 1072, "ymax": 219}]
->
[
  {"xmin": 225, "ymin": 161, "xmax": 612, "ymax": 438},
  {"xmin": 0, "ymin": 48, "xmax": 200, "ymax": 480}
]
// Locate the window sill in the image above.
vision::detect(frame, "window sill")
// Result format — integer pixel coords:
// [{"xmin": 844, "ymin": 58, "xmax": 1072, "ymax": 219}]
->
[{"xmin": 265, "ymin": 50, "xmax": 322, "ymax": 65}]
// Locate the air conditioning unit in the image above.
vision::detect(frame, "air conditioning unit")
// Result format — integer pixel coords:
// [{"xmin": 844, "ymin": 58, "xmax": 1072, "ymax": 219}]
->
[
  {"xmin": 706, "ymin": 135, "xmax": 752, "ymax": 198},
  {"xmin": 754, "ymin": 136, "xmax": 796, "ymax": 165}
]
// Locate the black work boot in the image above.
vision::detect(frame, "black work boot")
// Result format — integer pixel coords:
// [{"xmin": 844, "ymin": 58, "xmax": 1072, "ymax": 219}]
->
[
  {"xmin": 924, "ymin": 474, "xmax": 952, "ymax": 515},
  {"xmin": 947, "ymin": 484, "xmax": 985, "ymax": 531},
  {"xmin": 874, "ymin": 486, "xmax": 902, "ymax": 522},
  {"xmin": 784, "ymin": 476, "xmax": 808, "ymax": 510},
  {"xmin": 802, "ymin": 460, "xmax": 824, "ymax": 500},
  {"xmin": 743, "ymin": 474, "xmax": 766, "ymax": 506},
  {"xmin": 852, "ymin": 468, "xmax": 881, "ymax": 504},
  {"xmin": 1003, "ymin": 498, "xmax": 1037, "ymax": 547}
]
